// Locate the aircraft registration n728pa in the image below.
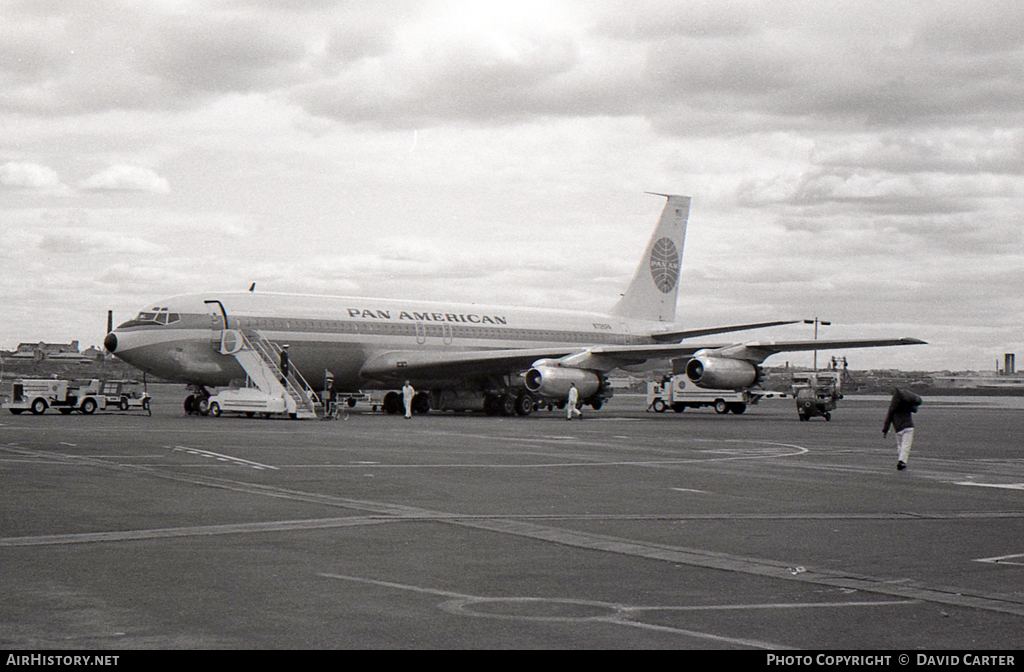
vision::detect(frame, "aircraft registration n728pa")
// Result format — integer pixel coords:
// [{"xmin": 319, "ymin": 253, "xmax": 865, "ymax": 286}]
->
[{"xmin": 104, "ymin": 194, "xmax": 924, "ymax": 416}]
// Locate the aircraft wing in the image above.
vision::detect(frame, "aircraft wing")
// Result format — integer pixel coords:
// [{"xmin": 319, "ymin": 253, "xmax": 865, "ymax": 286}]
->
[
  {"xmin": 649, "ymin": 320, "xmax": 799, "ymax": 342},
  {"xmin": 691, "ymin": 337, "xmax": 927, "ymax": 365},
  {"xmin": 359, "ymin": 337, "xmax": 925, "ymax": 382},
  {"xmin": 359, "ymin": 347, "xmax": 580, "ymax": 382}
]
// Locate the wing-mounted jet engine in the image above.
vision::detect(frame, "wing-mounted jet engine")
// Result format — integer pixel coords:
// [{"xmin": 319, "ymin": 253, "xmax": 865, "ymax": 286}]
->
[
  {"xmin": 684, "ymin": 352, "xmax": 761, "ymax": 390},
  {"xmin": 523, "ymin": 357, "xmax": 612, "ymax": 409},
  {"xmin": 524, "ymin": 364, "xmax": 602, "ymax": 399}
]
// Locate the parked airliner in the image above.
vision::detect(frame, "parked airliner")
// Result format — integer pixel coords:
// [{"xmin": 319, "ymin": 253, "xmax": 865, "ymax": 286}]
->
[{"xmin": 104, "ymin": 194, "xmax": 924, "ymax": 415}]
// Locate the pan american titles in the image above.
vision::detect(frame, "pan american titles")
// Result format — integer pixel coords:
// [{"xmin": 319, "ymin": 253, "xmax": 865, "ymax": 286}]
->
[{"xmin": 347, "ymin": 308, "xmax": 508, "ymax": 324}]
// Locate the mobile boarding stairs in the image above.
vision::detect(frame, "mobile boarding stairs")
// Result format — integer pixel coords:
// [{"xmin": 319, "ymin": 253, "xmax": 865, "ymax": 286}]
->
[{"xmin": 215, "ymin": 329, "xmax": 319, "ymax": 419}]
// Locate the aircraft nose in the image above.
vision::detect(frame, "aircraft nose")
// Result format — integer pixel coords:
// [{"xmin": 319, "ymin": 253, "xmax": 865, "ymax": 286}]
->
[{"xmin": 104, "ymin": 332, "xmax": 118, "ymax": 353}]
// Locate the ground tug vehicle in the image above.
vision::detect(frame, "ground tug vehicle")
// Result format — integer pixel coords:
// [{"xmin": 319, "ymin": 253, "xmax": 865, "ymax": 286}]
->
[
  {"xmin": 792, "ymin": 370, "xmax": 842, "ymax": 421},
  {"xmin": 3, "ymin": 378, "xmax": 150, "ymax": 415}
]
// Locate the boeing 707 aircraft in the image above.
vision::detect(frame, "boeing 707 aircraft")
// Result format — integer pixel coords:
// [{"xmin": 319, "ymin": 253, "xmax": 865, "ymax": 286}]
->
[{"xmin": 104, "ymin": 194, "xmax": 924, "ymax": 416}]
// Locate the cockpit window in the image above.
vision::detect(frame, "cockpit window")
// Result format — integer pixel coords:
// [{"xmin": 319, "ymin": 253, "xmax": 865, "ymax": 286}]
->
[{"xmin": 133, "ymin": 307, "xmax": 180, "ymax": 326}]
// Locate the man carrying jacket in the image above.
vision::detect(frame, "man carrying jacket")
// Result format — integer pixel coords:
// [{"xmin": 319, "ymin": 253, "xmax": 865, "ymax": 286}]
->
[{"xmin": 883, "ymin": 388, "xmax": 923, "ymax": 471}]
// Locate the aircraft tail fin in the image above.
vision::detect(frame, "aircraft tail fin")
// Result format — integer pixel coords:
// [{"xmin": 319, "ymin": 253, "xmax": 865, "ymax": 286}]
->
[{"xmin": 609, "ymin": 194, "xmax": 690, "ymax": 323}]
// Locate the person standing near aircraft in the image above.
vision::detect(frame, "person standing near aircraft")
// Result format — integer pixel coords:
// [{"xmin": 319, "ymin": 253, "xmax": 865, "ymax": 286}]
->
[
  {"xmin": 566, "ymin": 383, "xmax": 582, "ymax": 421},
  {"xmin": 883, "ymin": 388, "xmax": 922, "ymax": 471},
  {"xmin": 280, "ymin": 344, "xmax": 290, "ymax": 380},
  {"xmin": 402, "ymin": 380, "xmax": 415, "ymax": 419}
]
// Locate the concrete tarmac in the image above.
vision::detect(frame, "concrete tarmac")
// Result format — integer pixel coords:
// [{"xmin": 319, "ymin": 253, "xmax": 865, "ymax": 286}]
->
[{"xmin": 1, "ymin": 385, "xmax": 1023, "ymax": 650}]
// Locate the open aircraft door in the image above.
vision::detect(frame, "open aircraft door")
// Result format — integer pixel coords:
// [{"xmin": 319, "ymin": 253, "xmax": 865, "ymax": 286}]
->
[{"xmin": 204, "ymin": 300, "xmax": 234, "ymax": 352}]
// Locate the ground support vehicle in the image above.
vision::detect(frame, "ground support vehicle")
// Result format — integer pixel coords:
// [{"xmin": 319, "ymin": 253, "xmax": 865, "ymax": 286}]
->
[
  {"xmin": 322, "ymin": 392, "xmax": 367, "ymax": 420},
  {"xmin": 3, "ymin": 378, "xmax": 104, "ymax": 415},
  {"xmin": 98, "ymin": 380, "xmax": 152, "ymax": 415},
  {"xmin": 792, "ymin": 371, "xmax": 842, "ymax": 421},
  {"xmin": 646, "ymin": 375, "xmax": 785, "ymax": 415},
  {"xmin": 206, "ymin": 386, "xmax": 289, "ymax": 418}
]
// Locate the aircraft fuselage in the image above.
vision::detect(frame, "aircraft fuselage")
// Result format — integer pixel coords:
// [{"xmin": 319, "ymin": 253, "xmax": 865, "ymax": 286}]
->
[{"xmin": 105, "ymin": 291, "xmax": 660, "ymax": 391}]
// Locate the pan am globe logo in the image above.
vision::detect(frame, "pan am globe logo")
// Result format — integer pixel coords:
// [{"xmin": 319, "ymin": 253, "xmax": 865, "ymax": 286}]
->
[{"xmin": 649, "ymin": 237, "xmax": 680, "ymax": 293}]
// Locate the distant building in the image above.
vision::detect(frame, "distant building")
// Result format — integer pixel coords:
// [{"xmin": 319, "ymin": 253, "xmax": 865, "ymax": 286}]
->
[{"xmin": 2, "ymin": 340, "xmax": 98, "ymax": 363}]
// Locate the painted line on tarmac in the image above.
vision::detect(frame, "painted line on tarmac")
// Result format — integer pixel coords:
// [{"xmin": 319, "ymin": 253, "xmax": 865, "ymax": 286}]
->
[
  {"xmin": 955, "ymin": 481, "xmax": 1024, "ymax": 491},
  {"xmin": 170, "ymin": 445, "xmax": 279, "ymax": 470},
  {"xmin": 624, "ymin": 599, "xmax": 918, "ymax": 613},
  {"xmin": 319, "ymin": 572, "xmax": 793, "ymax": 650},
  {"xmin": 974, "ymin": 553, "xmax": 1024, "ymax": 566},
  {"xmin": 0, "ymin": 517, "xmax": 400, "ymax": 547},
  {"xmin": 453, "ymin": 518, "xmax": 1024, "ymax": 618},
  {"xmin": 275, "ymin": 442, "xmax": 809, "ymax": 470},
  {"xmin": 8, "ymin": 443, "xmax": 1024, "ymax": 618}
]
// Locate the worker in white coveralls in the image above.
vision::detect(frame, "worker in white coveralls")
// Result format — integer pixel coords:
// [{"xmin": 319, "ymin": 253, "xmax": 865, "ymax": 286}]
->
[
  {"xmin": 566, "ymin": 383, "xmax": 582, "ymax": 421},
  {"xmin": 402, "ymin": 380, "xmax": 415, "ymax": 419}
]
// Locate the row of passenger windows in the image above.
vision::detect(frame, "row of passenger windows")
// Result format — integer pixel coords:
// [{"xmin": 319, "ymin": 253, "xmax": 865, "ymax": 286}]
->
[{"xmin": 234, "ymin": 317, "xmax": 635, "ymax": 344}]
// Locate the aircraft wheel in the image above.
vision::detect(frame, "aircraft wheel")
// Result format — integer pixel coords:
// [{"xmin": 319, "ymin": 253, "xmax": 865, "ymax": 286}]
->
[
  {"xmin": 671, "ymin": 403, "xmax": 686, "ymax": 413},
  {"xmin": 714, "ymin": 400, "xmax": 729, "ymax": 414},
  {"xmin": 499, "ymin": 394, "xmax": 517, "ymax": 417},
  {"xmin": 413, "ymin": 392, "xmax": 431, "ymax": 414},
  {"xmin": 383, "ymin": 391, "xmax": 401, "ymax": 415},
  {"xmin": 184, "ymin": 394, "xmax": 196, "ymax": 415},
  {"xmin": 514, "ymin": 392, "xmax": 534, "ymax": 416},
  {"xmin": 210, "ymin": 402, "xmax": 222, "ymax": 417},
  {"xmin": 196, "ymin": 397, "xmax": 210, "ymax": 416},
  {"xmin": 59, "ymin": 408, "xmax": 73, "ymax": 415},
  {"xmin": 31, "ymin": 399, "xmax": 47, "ymax": 415},
  {"xmin": 589, "ymin": 399, "xmax": 603, "ymax": 411},
  {"xmin": 730, "ymin": 403, "xmax": 747, "ymax": 415},
  {"xmin": 80, "ymin": 398, "xmax": 97, "ymax": 415}
]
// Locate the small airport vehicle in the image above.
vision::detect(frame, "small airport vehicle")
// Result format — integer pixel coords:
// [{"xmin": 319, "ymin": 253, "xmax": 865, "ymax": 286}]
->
[
  {"xmin": 3, "ymin": 377, "xmax": 152, "ymax": 415},
  {"xmin": 3, "ymin": 378, "xmax": 103, "ymax": 415},
  {"xmin": 206, "ymin": 385, "xmax": 288, "ymax": 418},
  {"xmin": 792, "ymin": 371, "xmax": 842, "ymax": 421},
  {"xmin": 99, "ymin": 379, "xmax": 152, "ymax": 414},
  {"xmin": 646, "ymin": 374, "xmax": 784, "ymax": 415}
]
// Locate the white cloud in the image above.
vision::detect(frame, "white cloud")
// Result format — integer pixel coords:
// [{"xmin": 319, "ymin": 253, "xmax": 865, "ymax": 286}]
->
[
  {"xmin": 2, "ymin": 2, "xmax": 1024, "ymax": 370},
  {"xmin": 0, "ymin": 161, "xmax": 64, "ymax": 191},
  {"xmin": 79, "ymin": 165, "xmax": 171, "ymax": 194}
]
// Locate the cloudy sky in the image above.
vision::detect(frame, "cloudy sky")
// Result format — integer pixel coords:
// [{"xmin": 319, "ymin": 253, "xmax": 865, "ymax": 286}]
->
[{"xmin": 2, "ymin": 0, "xmax": 1023, "ymax": 372}]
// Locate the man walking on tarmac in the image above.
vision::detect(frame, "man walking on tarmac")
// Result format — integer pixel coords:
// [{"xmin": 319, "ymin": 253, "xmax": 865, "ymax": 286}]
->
[
  {"xmin": 566, "ymin": 383, "xmax": 583, "ymax": 421},
  {"xmin": 402, "ymin": 380, "xmax": 415, "ymax": 419},
  {"xmin": 883, "ymin": 387, "xmax": 923, "ymax": 471}
]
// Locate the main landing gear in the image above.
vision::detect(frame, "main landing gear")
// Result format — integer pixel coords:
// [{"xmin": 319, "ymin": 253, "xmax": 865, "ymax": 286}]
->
[{"xmin": 183, "ymin": 386, "xmax": 212, "ymax": 416}]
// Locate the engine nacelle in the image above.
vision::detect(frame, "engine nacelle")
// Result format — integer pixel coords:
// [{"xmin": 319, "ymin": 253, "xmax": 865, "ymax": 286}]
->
[
  {"xmin": 524, "ymin": 366, "xmax": 601, "ymax": 400},
  {"xmin": 685, "ymin": 356, "xmax": 759, "ymax": 390}
]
